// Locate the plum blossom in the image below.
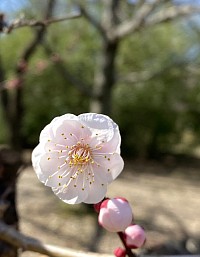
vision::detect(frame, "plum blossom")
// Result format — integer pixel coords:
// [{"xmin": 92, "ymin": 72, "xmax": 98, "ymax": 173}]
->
[
  {"xmin": 124, "ymin": 224, "xmax": 146, "ymax": 249},
  {"xmin": 32, "ymin": 113, "xmax": 124, "ymax": 204},
  {"xmin": 98, "ymin": 197, "xmax": 133, "ymax": 232}
]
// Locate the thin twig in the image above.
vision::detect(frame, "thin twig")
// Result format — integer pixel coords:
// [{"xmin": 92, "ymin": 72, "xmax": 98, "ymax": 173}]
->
[
  {"xmin": 76, "ymin": 2, "xmax": 107, "ymax": 41},
  {"xmin": 5, "ymin": 12, "xmax": 81, "ymax": 33},
  {"xmin": 42, "ymin": 43, "xmax": 93, "ymax": 98},
  {"xmin": 114, "ymin": 0, "xmax": 160, "ymax": 40},
  {"xmin": 118, "ymin": 232, "xmax": 137, "ymax": 257},
  {"xmin": 145, "ymin": 5, "xmax": 200, "ymax": 27}
]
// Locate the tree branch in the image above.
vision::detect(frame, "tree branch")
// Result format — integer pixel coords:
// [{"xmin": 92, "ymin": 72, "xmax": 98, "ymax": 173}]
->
[
  {"xmin": 145, "ymin": 5, "xmax": 200, "ymax": 28},
  {"xmin": 0, "ymin": 221, "xmax": 112, "ymax": 257},
  {"xmin": 75, "ymin": 2, "xmax": 107, "ymax": 41},
  {"xmin": 42, "ymin": 43, "xmax": 93, "ymax": 98},
  {"xmin": 114, "ymin": 0, "xmax": 160, "ymax": 40},
  {"xmin": 2, "ymin": 0, "xmax": 56, "ymax": 149},
  {"xmin": 4, "ymin": 12, "xmax": 81, "ymax": 33}
]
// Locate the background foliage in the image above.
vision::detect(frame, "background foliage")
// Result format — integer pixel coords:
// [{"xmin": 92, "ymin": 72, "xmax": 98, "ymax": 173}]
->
[{"xmin": 1, "ymin": 0, "xmax": 200, "ymax": 158}]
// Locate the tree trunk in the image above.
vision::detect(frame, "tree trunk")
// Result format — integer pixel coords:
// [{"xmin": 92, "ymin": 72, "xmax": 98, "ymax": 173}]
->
[
  {"xmin": 0, "ymin": 147, "xmax": 22, "ymax": 257},
  {"xmin": 0, "ymin": 2, "xmax": 56, "ymax": 256},
  {"xmin": 90, "ymin": 40, "xmax": 119, "ymax": 115}
]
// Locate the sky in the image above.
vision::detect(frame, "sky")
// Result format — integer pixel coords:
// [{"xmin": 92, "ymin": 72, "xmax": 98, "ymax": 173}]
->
[
  {"xmin": 0, "ymin": 0, "xmax": 27, "ymax": 17},
  {"xmin": 1, "ymin": 0, "xmax": 200, "ymax": 17}
]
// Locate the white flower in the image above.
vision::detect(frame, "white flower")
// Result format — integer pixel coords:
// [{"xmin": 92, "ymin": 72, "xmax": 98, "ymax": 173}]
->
[{"xmin": 32, "ymin": 113, "xmax": 124, "ymax": 204}]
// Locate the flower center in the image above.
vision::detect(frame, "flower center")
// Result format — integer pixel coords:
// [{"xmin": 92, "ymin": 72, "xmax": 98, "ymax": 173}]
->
[{"xmin": 68, "ymin": 143, "xmax": 92, "ymax": 166}]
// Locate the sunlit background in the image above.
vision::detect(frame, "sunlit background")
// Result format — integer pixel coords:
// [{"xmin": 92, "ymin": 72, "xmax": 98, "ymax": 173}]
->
[{"xmin": 0, "ymin": 1, "xmax": 200, "ymax": 256}]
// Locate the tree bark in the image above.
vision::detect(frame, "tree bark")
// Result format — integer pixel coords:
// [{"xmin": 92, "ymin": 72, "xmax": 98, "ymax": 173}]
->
[
  {"xmin": 0, "ymin": 147, "xmax": 22, "ymax": 257},
  {"xmin": 0, "ymin": 2, "xmax": 55, "ymax": 256},
  {"xmin": 89, "ymin": 0, "xmax": 120, "ymax": 116},
  {"xmin": 90, "ymin": 40, "xmax": 119, "ymax": 115}
]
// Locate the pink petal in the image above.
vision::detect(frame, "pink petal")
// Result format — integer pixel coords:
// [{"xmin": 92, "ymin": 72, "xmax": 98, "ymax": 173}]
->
[
  {"xmin": 124, "ymin": 225, "xmax": 146, "ymax": 248},
  {"xmin": 93, "ymin": 153, "xmax": 124, "ymax": 183},
  {"xmin": 108, "ymin": 199, "xmax": 132, "ymax": 231},
  {"xmin": 100, "ymin": 131, "xmax": 121, "ymax": 154},
  {"xmin": 39, "ymin": 114, "xmax": 76, "ymax": 142},
  {"xmin": 32, "ymin": 143, "xmax": 46, "ymax": 182},
  {"xmin": 84, "ymin": 174, "xmax": 107, "ymax": 204},
  {"xmin": 52, "ymin": 172, "xmax": 89, "ymax": 204},
  {"xmin": 78, "ymin": 113, "xmax": 118, "ymax": 142},
  {"xmin": 38, "ymin": 153, "xmax": 64, "ymax": 184},
  {"xmin": 98, "ymin": 198, "xmax": 133, "ymax": 232}
]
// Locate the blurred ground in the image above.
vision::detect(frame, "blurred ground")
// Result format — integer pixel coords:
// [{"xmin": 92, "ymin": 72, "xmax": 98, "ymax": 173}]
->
[{"xmin": 17, "ymin": 156, "xmax": 200, "ymax": 256}]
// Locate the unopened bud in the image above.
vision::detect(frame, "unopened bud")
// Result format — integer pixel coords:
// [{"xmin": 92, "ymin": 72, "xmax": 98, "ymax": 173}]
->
[
  {"xmin": 98, "ymin": 197, "xmax": 133, "ymax": 232},
  {"xmin": 114, "ymin": 247, "xmax": 126, "ymax": 257},
  {"xmin": 124, "ymin": 224, "xmax": 146, "ymax": 249}
]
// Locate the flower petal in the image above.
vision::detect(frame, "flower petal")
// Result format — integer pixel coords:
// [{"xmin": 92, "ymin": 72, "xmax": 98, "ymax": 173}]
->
[
  {"xmin": 78, "ymin": 113, "xmax": 118, "ymax": 142},
  {"xmin": 52, "ymin": 172, "xmax": 89, "ymax": 204},
  {"xmin": 99, "ymin": 198, "xmax": 133, "ymax": 232},
  {"xmin": 32, "ymin": 112, "xmax": 124, "ymax": 205},
  {"xmin": 38, "ymin": 152, "xmax": 64, "ymax": 184},
  {"xmin": 93, "ymin": 153, "xmax": 124, "ymax": 183},
  {"xmin": 100, "ymin": 130, "xmax": 121, "ymax": 154},
  {"xmin": 106, "ymin": 154, "xmax": 124, "ymax": 183},
  {"xmin": 32, "ymin": 142, "xmax": 46, "ymax": 182},
  {"xmin": 84, "ymin": 174, "xmax": 107, "ymax": 204}
]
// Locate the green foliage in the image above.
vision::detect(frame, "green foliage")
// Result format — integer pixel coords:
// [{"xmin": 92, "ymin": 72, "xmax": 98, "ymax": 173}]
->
[
  {"xmin": 0, "ymin": 28, "xmax": 32, "ymax": 76},
  {"xmin": 114, "ymin": 23, "xmax": 198, "ymax": 157},
  {"xmin": 21, "ymin": 18, "xmax": 99, "ymax": 146},
  {"xmin": 114, "ymin": 81, "xmax": 181, "ymax": 157},
  {"xmin": 1, "ymin": 2, "xmax": 200, "ymax": 157},
  {"xmin": 22, "ymin": 54, "xmax": 90, "ymax": 146}
]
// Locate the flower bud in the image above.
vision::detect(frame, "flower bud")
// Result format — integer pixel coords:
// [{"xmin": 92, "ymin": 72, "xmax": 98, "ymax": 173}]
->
[
  {"xmin": 98, "ymin": 197, "xmax": 133, "ymax": 232},
  {"xmin": 114, "ymin": 247, "xmax": 126, "ymax": 257},
  {"xmin": 124, "ymin": 224, "xmax": 146, "ymax": 249},
  {"xmin": 94, "ymin": 198, "xmax": 109, "ymax": 213}
]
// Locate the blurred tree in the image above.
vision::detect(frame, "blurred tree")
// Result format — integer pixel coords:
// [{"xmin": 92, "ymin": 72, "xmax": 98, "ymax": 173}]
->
[
  {"xmin": 0, "ymin": 0, "xmax": 200, "ymax": 255},
  {"xmin": 0, "ymin": 1, "xmax": 56, "ymax": 256},
  {"xmin": 1, "ymin": 0, "xmax": 200, "ymax": 155}
]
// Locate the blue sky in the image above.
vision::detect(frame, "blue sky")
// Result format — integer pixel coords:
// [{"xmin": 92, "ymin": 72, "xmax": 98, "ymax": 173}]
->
[
  {"xmin": 0, "ymin": 0, "xmax": 27, "ymax": 16},
  {"xmin": 1, "ymin": 0, "xmax": 200, "ymax": 16}
]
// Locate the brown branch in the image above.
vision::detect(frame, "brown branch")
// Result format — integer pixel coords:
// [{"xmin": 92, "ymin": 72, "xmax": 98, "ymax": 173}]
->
[
  {"xmin": 42, "ymin": 43, "xmax": 93, "ymax": 98},
  {"xmin": 76, "ymin": 2, "xmax": 107, "ymax": 41},
  {"xmin": 145, "ymin": 5, "xmax": 200, "ymax": 27},
  {"xmin": 114, "ymin": 0, "xmax": 160, "ymax": 40},
  {"xmin": 118, "ymin": 232, "xmax": 136, "ymax": 257},
  {"xmin": 101, "ymin": 0, "xmax": 121, "ymax": 42},
  {"xmin": 0, "ymin": 0, "xmax": 57, "ymax": 150},
  {"xmin": 5, "ymin": 12, "xmax": 81, "ymax": 33},
  {"xmin": 0, "ymin": 221, "xmax": 112, "ymax": 257},
  {"xmin": 111, "ymin": 2, "xmax": 200, "ymax": 40}
]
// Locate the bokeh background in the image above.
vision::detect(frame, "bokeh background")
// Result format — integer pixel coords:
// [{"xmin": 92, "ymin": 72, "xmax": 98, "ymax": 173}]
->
[{"xmin": 0, "ymin": 1, "xmax": 200, "ymax": 256}]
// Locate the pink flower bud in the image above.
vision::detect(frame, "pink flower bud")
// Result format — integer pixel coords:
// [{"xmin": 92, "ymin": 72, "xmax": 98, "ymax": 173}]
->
[
  {"xmin": 114, "ymin": 247, "xmax": 126, "ymax": 257},
  {"xmin": 98, "ymin": 197, "xmax": 133, "ymax": 232},
  {"xmin": 124, "ymin": 224, "xmax": 146, "ymax": 249},
  {"xmin": 94, "ymin": 198, "xmax": 109, "ymax": 213}
]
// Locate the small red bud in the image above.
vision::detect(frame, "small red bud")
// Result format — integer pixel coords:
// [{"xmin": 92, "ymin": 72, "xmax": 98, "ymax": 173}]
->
[
  {"xmin": 114, "ymin": 247, "xmax": 126, "ymax": 257},
  {"xmin": 93, "ymin": 197, "xmax": 109, "ymax": 213},
  {"xmin": 93, "ymin": 202, "xmax": 102, "ymax": 213}
]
